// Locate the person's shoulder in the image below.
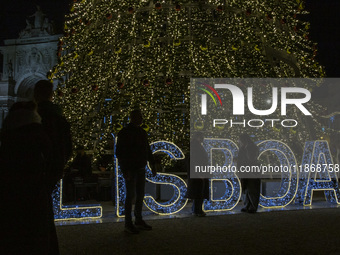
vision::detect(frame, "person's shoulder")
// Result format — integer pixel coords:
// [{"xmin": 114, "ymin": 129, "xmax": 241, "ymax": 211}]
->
[
  {"xmin": 118, "ymin": 123, "xmax": 147, "ymax": 133},
  {"xmin": 117, "ymin": 126, "xmax": 129, "ymax": 136},
  {"xmin": 26, "ymin": 123, "xmax": 50, "ymax": 138},
  {"xmin": 120, "ymin": 123, "xmax": 137, "ymax": 131},
  {"xmin": 138, "ymin": 125, "xmax": 147, "ymax": 133},
  {"xmin": 51, "ymin": 103, "xmax": 63, "ymax": 115},
  {"xmin": 38, "ymin": 101, "xmax": 63, "ymax": 115},
  {"xmin": 26, "ymin": 122, "xmax": 44, "ymax": 129},
  {"xmin": 40, "ymin": 101, "xmax": 69, "ymax": 121},
  {"xmin": 135, "ymin": 126, "xmax": 148, "ymax": 138},
  {"xmin": 38, "ymin": 100, "xmax": 53, "ymax": 109}
]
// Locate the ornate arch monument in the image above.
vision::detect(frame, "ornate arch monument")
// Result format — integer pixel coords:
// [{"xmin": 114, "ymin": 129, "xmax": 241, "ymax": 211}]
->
[{"xmin": 0, "ymin": 6, "xmax": 62, "ymax": 127}]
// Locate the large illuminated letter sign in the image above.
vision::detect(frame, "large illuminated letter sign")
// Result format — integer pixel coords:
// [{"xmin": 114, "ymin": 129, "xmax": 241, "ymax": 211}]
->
[
  {"xmin": 115, "ymin": 156, "xmax": 126, "ymax": 217},
  {"xmin": 298, "ymin": 141, "xmax": 340, "ymax": 206},
  {"xmin": 115, "ymin": 141, "xmax": 188, "ymax": 217},
  {"xmin": 52, "ymin": 181, "xmax": 102, "ymax": 221},
  {"xmin": 144, "ymin": 141, "xmax": 188, "ymax": 215},
  {"xmin": 203, "ymin": 139, "xmax": 241, "ymax": 212},
  {"xmin": 257, "ymin": 141, "xmax": 298, "ymax": 208}
]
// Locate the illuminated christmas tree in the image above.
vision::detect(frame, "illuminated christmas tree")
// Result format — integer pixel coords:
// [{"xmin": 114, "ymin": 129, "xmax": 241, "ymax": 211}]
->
[{"xmin": 52, "ymin": 0, "xmax": 325, "ymax": 161}]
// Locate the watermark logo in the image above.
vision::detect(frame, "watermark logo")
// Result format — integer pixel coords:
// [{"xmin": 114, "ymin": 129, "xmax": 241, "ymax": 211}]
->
[
  {"xmin": 201, "ymin": 84, "xmax": 312, "ymax": 116},
  {"xmin": 191, "ymin": 78, "xmax": 317, "ymax": 129},
  {"xmin": 199, "ymin": 83, "xmax": 223, "ymax": 115}
]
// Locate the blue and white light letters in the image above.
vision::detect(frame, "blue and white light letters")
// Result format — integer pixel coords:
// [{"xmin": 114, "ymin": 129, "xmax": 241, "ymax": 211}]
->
[
  {"xmin": 202, "ymin": 139, "xmax": 242, "ymax": 212},
  {"xmin": 296, "ymin": 141, "xmax": 340, "ymax": 205},
  {"xmin": 115, "ymin": 140, "xmax": 188, "ymax": 217},
  {"xmin": 53, "ymin": 138, "xmax": 339, "ymax": 220}
]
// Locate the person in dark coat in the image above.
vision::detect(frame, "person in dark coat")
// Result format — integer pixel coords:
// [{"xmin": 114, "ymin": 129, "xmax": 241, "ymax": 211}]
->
[
  {"xmin": 34, "ymin": 80, "xmax": 72, "ymax": 189},
  {"xmin": 116, "ymin": 109, "xmax": 156, "ymax": 234},
  {"xmin": 63, "ymin": 146, "xmax": 94, "ymax": 202},
  {"xmin": 34, "ymin": 80, "xmax": 72, "ymax": 254},
  {"xmin": 237, "ymin": 133, "xmax": 261, "ymax": 213},
  {"xmin": 186, "ymin": 132, "xmax": 209, "ymax": 216},
  {"xmin": 0, "ymin": 101, "xmax": 52, "ymax": 254},
  {"xmin": 71, "ymin": 146, "xmax": 92, "ymax": 180}
]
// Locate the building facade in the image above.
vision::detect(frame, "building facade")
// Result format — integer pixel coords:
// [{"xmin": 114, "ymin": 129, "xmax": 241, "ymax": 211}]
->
[{"xmin": 0, "ymin": 6, "xmax": 61, "ymax": 128}]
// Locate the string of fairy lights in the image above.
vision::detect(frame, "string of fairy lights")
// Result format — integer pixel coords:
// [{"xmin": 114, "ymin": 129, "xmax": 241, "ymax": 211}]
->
[{"xmin": 52, "ymin": 0, "xmax": 326, "ymax": 161}]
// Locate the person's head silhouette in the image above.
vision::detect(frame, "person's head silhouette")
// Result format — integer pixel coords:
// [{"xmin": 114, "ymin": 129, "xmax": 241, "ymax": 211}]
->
[
  {"xmin": 33, "ymin": 80, "xmax": 53, "ymax": 103},
  {"xmin": 130, "ymin": 109, "xmax": 143, "ymax": 126}
]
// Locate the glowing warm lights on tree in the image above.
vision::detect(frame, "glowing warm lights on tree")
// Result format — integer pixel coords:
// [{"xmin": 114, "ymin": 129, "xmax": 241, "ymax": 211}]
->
[{"xmin": 52, "ymin": 0, "xmax": 325, "ymax": 160}]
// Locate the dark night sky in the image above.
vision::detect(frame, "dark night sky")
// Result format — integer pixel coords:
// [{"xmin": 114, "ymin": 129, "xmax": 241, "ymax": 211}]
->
[
  {"xmin": 0, "ymin": 0, "xmax": 339, "ymax": 77},
  {"xmin": 0, "ymin": 0, "xmax": 71, "ymax": 40},
  {"xmin": 306, "ymin": 0, "xmax": 340, "ymax": 78}
]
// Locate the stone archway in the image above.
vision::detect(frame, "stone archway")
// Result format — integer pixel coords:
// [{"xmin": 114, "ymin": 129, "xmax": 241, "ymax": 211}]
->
[{"xmin": 15, "ymin": 73, "xmax": 46, "ymax": 100}]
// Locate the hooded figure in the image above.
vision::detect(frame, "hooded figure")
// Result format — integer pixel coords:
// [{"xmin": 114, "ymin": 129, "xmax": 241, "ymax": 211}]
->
[
  {"xmin": 0, "ymin": 101, "xmax": 52, "ymax": 254},
  {"xmin": 34, "ymin": 79, "xmax": 72, "ymax": 254}
]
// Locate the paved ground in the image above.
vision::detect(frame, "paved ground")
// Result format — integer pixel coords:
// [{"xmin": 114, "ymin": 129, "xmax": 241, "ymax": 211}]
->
[{"xmin": 57, "ymin": 207, "xmax": 340, "ymax": 255}]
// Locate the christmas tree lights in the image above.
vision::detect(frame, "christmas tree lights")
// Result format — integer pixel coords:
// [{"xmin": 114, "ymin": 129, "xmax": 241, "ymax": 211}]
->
[{"xmin": 52, "ymin": 0, "xmax": 325, "ymax": 159}]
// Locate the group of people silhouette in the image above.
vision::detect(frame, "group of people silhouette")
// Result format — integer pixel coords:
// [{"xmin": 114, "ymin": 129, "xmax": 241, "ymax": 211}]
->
[
  {"xmin": 0, "ymin": 80, "xmax": 72, "ymax": 254},
  {"xmin": 0, "ymin": 79, "xmax": 260, "ymax": 253}
]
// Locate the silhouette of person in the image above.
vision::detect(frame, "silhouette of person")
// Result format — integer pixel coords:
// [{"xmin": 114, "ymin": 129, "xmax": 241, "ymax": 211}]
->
[
  {"xmin": 72, "ymin": 146, "xmax": 92, "ymax": 180},
  {"xmin": 116, "ymin": 109, "xmax": 156, "ymax": 234},
  {"xmin": 0, "ymin": 101, "xmax": 52, "ymax": 254},
  {"xmin": 34, "ymin": 80, "xmax": 72, "ymax": 254},
  {"xmin": 237, "ymin": 133, "xmax": 261, "ymax": 213},
  {"xmin": 186, "ymin": 132, "xmax": 209, "ymax": 216}
]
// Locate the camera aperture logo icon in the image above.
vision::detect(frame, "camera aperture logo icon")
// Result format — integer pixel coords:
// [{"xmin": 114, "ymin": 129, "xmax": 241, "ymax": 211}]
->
[{"xmin": 199, "ymin": 83, "xmax": 223, "ymax": 115}]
